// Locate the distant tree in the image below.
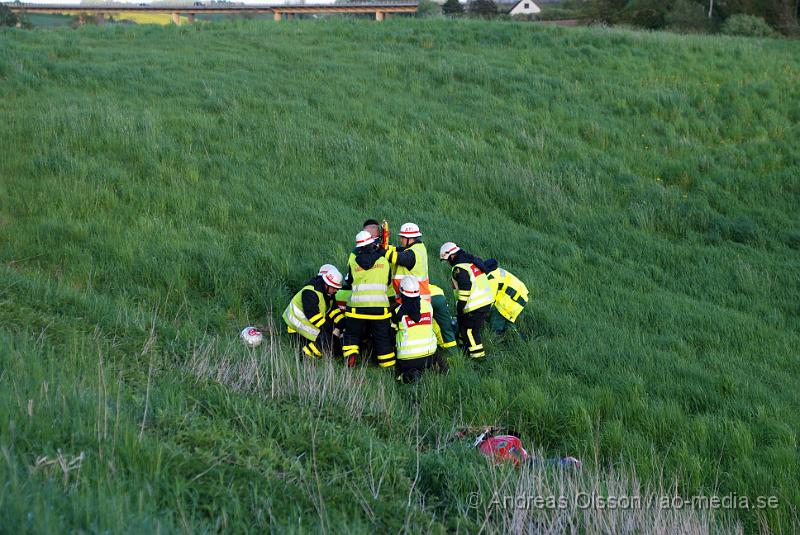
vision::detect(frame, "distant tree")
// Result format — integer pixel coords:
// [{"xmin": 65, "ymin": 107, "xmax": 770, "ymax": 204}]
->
[
  {"xmin": 417, "ymin": 0, "xmax": 443, "ymax": 16},
  {"xmin": 666, "ymin": 0, "xmax": 714, "ymax": 30},
  {"xmin": 581, "ymin": 0, "xmax": 627, "ymax": 24},
  {"xmin": 469, "ymin": 0, "xmax": 497, "ymax": 17},
  {"xmin": 717, "ymin": 0, "xmax": 798, "ymax": 32},
  {"xmin": 442, "ymin": 0, "xmax": 464, "ymax": 15},
  {"xmin": 620, "ymin": 0, "xmax": 671, "ymax": 29},
  {"xmin": 1, "ymin": 4, "xmax": 20, "ymax": 27},
  {"xmin": 582, "ymin": 0, "xmax": 796, "ymax": 33}
]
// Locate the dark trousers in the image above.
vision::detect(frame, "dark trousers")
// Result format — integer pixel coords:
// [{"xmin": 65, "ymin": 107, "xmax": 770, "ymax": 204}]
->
[
  {"xmin": 458, "ymin": 306, "xmax": 488, "ymax": 359},
  {"xmin": 294, "ymin": 329, "xmax": 337, "ymax": 359},
  {"xmin": 396, "ymin": 353, "xmax": 448, "ymax": 383},
  {"xmin": 343, "ymin": 317, "xmax": 395, "ymax": 368}
]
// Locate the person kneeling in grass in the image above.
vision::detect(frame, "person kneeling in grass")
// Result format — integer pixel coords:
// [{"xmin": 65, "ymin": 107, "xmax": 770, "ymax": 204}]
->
[
  {"xmin": 394, "ymin": 276, "xmax": 448, "ymax": 383},
  {"xmin": 282, "ymin": 265, "xmax": 345, "ymax": 359}
]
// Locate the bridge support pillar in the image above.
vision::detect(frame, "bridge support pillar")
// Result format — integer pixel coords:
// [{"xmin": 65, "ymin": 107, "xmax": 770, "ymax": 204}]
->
[
  {"xmin": 375, "ymin": 10, "xmax": 384, "ymax": 21},
  {"xmin": 287, "ymin": 13, "xmax": 294, "ymax": 20},
  {"xmin": 274, "ymin": 11, "xmax": 282, "ymax": 21},
  {"xmin": 172, "ymin": 12, "xmax": 180, "ymax": 25},
  {"xmin": 187, "ymin": 13, "xmax": 195, "ymax": 23},
  {"xmin": 97, "ymin": 13, "xmax": 105, "ymax": 25}
]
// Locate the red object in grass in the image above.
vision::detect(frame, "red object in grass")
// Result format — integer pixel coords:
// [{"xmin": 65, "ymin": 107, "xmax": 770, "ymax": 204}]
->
[{"xmin": 477, "ymin": 435, "xmax": 528, "ymax": 466}]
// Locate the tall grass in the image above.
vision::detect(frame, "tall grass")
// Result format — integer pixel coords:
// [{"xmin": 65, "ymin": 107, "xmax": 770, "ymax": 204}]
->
[
  {"xmin": 463, "ymin": 458, "xmax": 743, "ymax": 534},
  {"xmin": 1, "ymin": 17, "xmax": 799, "ymax": 533},
  {"xmin": 186, "ymin": 321, "xmax": 400, "ymax": 422}
]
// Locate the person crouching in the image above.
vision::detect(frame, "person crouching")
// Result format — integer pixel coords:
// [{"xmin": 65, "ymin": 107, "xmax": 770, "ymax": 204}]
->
[
  {"xmin": 394, "ymin": 276, "xmax": 449, "ymax": 383},
  {"xmin": 282, "ymin": 265, "xmax": 345, "ymax": 359}
]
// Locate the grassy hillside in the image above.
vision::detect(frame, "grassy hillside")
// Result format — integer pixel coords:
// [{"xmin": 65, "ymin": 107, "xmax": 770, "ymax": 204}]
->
[{"xmin": 1, "ymin": 18, "xmax": 799, "ymax": 533}]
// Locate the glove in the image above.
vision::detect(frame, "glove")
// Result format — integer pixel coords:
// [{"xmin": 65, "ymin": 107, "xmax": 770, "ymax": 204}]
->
[
  {"xmin": 346, "ymin": 354, "xmax": 357, "ymax": 368},
  {"xmin": 384, "ymin": 245, "xmax": 397, "ymax": 263}
]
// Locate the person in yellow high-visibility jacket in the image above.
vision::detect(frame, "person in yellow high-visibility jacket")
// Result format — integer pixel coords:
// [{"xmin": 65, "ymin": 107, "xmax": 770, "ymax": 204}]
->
[
  {"xmin": 382, "ymin": 222, "xmax": 458, "ymax": 352},
  {"xmin": 282, "ymin": 265, "xmax": 345, "ymax": 358},
  {"xmin": 341, "ymin": 230, "xmax": 395, "ymax": 369},
  {"xmin": 384, "ymin": 222, "xmax": 431, "ymax": 301},
  {"xmin": 483, "ymin": 258, "xmax": 529, "ymax": 336},
  {"xmin": 393, "ymin": 276, "xmax": 448, "ymax": 383},
  {"xmin": 336, "ymin": 283, "xmax": 457, "ymax": 353},
  {"xmin": 439, "ymin": 242, "xmax": 494, "ymax": 359}
]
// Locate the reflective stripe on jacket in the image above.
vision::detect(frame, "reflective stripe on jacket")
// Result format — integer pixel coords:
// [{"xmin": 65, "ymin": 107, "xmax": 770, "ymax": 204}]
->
[
  {"xmin": 392, "ymin": 242, "xmax": 431, "ymax": 301},
  {"xmin": 282, "ymin": 284, "xmax": 325, "ymax": 341},
  {"xmin": 396, "ymin": 299, "xmax": 438, "ymax": 360},
  {"xmin": 487, "ymin": 267, "xmax": 528, "ymax": 323},
  {"xmin": 453, "ymin": 262, "xmax": 494, "ymax": 313},
  {"xmin": 346, "ymin": 252, "xmax": 391, "ymax": 318}
]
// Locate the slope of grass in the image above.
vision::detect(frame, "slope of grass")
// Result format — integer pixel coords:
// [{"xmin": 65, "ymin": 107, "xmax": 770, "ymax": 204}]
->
[{"xmin": 1, "ymin": 19, "xmax": 799, "ymax": 533}]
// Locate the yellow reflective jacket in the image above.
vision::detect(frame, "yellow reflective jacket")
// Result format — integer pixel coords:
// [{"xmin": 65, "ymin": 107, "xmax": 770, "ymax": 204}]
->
[{"xmin": 487, "ymin": 267, "xmax": 528, "ymax": 323}]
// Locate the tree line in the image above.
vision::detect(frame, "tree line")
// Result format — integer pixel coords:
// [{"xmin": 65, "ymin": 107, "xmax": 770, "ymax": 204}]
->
[
  {"xmin": 432, "ymin": 0, "xmax": 797, "ymax": 36},
  {"xmin": 583, "ymin": 0, "xmax": 798, "ymax": 35}
]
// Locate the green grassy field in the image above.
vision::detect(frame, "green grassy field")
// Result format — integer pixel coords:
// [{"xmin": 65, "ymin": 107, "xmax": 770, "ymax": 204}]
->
[{"xmin": 1, "ymin": 18, "xmax": 799, "ymax": 533}]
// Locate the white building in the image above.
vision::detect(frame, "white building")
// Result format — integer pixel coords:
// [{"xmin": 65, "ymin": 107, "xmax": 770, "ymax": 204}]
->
[{"xmin": 508, "ymin": 0, "xmax": 540, "ymax": 15}]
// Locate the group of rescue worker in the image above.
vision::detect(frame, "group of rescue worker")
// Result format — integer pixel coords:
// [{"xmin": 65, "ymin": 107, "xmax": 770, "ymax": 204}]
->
[{"xmin": 282, "ymin": 219, "xmax": 529, "ymax": 382}]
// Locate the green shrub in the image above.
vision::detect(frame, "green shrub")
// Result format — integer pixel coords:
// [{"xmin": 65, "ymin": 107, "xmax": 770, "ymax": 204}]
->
[
  {"xmin": 536, "ymin": 6, "xmax": 583, "ymax": 21},
  {"xmin": 721, "ymin": 14, "xmax": 777, "ymax": 37},
  {"xmin": 510, "ymin": 13, "xmax": 538, "ymax": 21}
]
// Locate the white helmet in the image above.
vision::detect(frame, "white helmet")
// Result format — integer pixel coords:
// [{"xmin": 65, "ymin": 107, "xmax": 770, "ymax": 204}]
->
[
  {"xmin": 318, "ymin": 263, "xmax": 337, "ymax": 277},
  {"xmin": 321, "ymin": 266, "xmax": 343, "ymax": 289},
  {"xmin": 399, "ymin": 276, "xmax": 420, "ymax": 298},
  {"xmin": 239, "ymin": 326, "xmax": 263, "ymax": 348},
  {"xmin": 355, "ymin": 230, "xmax": 376, "ymax": 248},
  {"xmin": 439, "ymin": 242, "xmax": 460, "ymax": 261},
  {"xmin": 398, "ymin": 222, "xmax": 422, "ymax": 238}
]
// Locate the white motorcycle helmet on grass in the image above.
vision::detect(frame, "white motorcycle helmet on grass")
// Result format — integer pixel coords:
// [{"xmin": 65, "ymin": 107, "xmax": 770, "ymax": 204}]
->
[{"xmin": 239, "ymin": 326, "xmax": 263, "ymax": 348}]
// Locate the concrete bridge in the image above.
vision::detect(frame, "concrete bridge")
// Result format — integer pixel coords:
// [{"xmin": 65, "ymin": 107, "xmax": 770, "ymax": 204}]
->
[{"xmin": 3, "ymin": 2, "xmax": 419, "ymax": 23}]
